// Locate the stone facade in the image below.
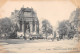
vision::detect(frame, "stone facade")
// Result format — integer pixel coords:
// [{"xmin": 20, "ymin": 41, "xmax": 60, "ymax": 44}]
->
[{"xmin": 11, "ymin": 7, "xmax": 39, "ymax": 37}]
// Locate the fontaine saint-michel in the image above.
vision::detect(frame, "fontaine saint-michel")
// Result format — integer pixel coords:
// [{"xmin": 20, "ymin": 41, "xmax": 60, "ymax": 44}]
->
[{"xmin": 11, "ymin": 7, "xmax": 39, "ymax": 39}]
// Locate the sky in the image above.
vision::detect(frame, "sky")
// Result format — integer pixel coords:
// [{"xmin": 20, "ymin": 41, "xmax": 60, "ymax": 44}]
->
[{"xmin": 0, "ymin": 0, "xmax": 76, "ymax": 28}]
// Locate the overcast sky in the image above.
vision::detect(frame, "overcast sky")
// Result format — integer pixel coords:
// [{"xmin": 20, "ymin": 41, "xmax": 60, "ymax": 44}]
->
[{"xmin": 1, "ymin": 1, "xmax": 76, "ymax": 28}]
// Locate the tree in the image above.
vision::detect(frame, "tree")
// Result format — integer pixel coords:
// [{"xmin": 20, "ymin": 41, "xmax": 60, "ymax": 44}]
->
[
  {"xmin": 69, "ymin": 8, "xmax": 80, "ymax": 34},
  {"xmin": 69, "ymin": 8, "xmax": 80, "ymax": 41},
  {"xmin": 58, "ymin": 20, "xmax": 76, "ymax": 39},
  {"xmin": 0, "ymin": 17, "xmax": 17, "ymax": 39},
  {"xmin": 42, "ymin": 19, "xmax": 53, "ymax": 39},
  {"xmin": 58, "ymin": 20, "xmax": 68, "ymax": 39}
]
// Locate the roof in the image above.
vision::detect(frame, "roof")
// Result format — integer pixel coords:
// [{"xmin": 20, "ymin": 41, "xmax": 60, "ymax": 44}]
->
[{"xmin": 21, "ymin": 7, "xmax": 33, "ymax": 12}]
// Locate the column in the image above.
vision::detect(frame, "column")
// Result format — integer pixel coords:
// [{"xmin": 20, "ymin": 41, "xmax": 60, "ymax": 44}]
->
[
  {"xmin": 36, "ymin": 21, "xmax": 39, "ymax": 34},
  {"xmin": 19, "ymin": 21, "xmax": 22, "ymax": 32},
  {"xmin": 35, "ymin": 22, "xmax": 36, "ymax": 32},
  {"xmin": 30, "ymin": 22, "xmax": 32, "ymax": 34},
  {"xmin": 33, "ymin": 20, "xmax": 35, "ymax": 32},
  {"xmin": 24, "ymin": 21, "xmax": 26, "ymax": 37},
  {"xmin": 22, "ymin": 23, "xmax": 24, "ymax": 33},
  {"xmin": 37, "ymin": 23, "xmax": 39, "ymax": 34}
]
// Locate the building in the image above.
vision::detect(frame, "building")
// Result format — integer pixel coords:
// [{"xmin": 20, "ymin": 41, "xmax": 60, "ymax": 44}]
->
[{"xmin": 11, "ymin": 7, "xmax": 39, "ymax": 37}]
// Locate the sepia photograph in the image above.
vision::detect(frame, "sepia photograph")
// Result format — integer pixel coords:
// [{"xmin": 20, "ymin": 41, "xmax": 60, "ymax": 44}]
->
[{"xmin": 0, "ymin": 0, "xmax": 80, "ymax": 53}]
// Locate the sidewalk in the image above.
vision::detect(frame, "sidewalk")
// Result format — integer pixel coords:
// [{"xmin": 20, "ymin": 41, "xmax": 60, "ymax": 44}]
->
[
  {"xmin": 0, "ymin": 45, "xmax": 8, "ymax": 53},
  {"xmin": 0, "ymin": 39, "xmax": 78, "ymax": 53}
]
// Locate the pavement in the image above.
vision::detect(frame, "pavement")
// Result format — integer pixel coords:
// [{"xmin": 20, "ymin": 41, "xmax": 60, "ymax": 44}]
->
[{"xmin": 0, "ymin": 38, "xmax": 79, "ymax": 53}]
